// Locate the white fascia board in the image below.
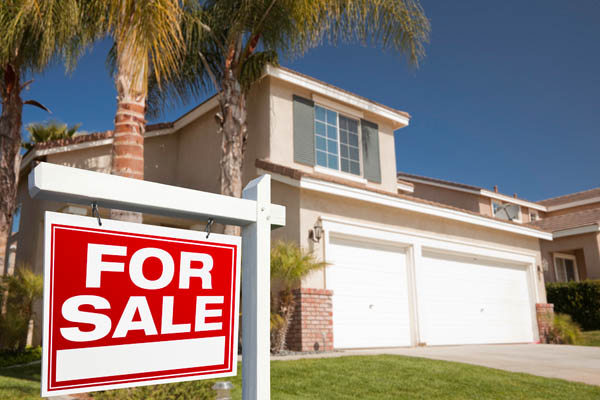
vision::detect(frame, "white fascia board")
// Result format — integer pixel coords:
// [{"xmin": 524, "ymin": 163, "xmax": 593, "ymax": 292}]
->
[
  {"xmin": 266, "ymin": 65, "xmax": 410, "ymax": 129},
  {"xmin": 546, "ymin": 197, "xmax": 600, "ymax": 212},
  {"xmin": 480, "ymin": 190, "xmax": 547, "ymax": 211},
  {"xmin": 397, "ymin": 182, "xmax": 415, "ymax": 193},
  {"xmin": 298, "ymin": 176, "xmax": 552, "ymax": 240},
  {"xmin": 29, "ymin": 162, "xmax": 285, "ymax": 227},
  {"xmin": 553, "ymin": 224, "xmax": 600, "ymax": 238}
]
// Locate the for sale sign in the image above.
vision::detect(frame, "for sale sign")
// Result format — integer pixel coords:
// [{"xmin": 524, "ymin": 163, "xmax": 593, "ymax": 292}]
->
[{"xmin": 41, "ymin": 212, "xmax": 241, "ymax": 397}]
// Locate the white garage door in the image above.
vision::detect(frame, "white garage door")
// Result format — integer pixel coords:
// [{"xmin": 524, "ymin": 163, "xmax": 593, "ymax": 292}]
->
[
  {"xmin": 326, "ymin": 236, "xmax": 411, "ymax": 348},
  {"xmin": 417, "ymin": 250, "xmax": 534, "ymax": 346}
]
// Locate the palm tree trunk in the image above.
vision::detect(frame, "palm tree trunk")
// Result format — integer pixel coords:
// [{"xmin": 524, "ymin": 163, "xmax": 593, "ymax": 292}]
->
[
  {"xmin": 219, "ymin": 71, "xmax": 247, "ymax": 236},
  {"xmin": 110, "ymin": 53, "xmax": 146, "ymax": 223},
  {"xmin": 0, "ymin": 65, "xmax": 23, "ymax": 272}
]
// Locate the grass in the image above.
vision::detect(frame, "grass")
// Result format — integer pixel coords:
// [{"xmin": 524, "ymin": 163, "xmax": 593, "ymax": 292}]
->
[
  {"xmin": 2, "ymin": 355, "xmax": 600, "ymax": 399},
  {"xmin": 579, "ymin": 331, "xmax": 600, "ymax": 347}
]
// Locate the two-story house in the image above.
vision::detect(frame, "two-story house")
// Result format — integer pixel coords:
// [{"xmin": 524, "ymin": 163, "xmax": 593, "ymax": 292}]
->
[
  {"xmin": 10, "ymin": 66, "xmax": 552, "ymax": 350},
  {"xmin": 397, "ymin": 173, "xmax": 600, "ymax": 285}
]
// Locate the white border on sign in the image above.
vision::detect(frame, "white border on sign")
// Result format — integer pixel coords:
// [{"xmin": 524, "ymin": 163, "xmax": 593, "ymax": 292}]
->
[{"xmin": 41, "ymin": 211, "xmax": 242, "ymax": 397}]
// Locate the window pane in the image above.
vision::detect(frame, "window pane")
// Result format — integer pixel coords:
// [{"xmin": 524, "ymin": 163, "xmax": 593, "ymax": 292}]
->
[
  {"xmin": 349, "ymin": 133, "xmax": 358, "ymax": 147},
  {"xmin": 555, "ymin": 258, "xmax": 567, "ymax": 282},
  {"xmin": 349, "ymin": 147, "xmax": 359, "ymax": 161},
  {"xmin": 316, "ymin": 150, "xmax": 327, "ymax": 167},
  {"xmin": 565, "ymin": 259, "xmax": 576, "ymax": 281},
  {"xmin": 327, "ymin": 125, "xmax": 337, "ymax": 139},
  {"xmin": 340, "ymin": 131, "xmax": 348, "ymax": 144},
  {"xmin": 340, "ymin": 158, "xmax": 349, "ymax": 172},
  {"xmin": 340, "ymin": 146, "xmax": 348, "ymax": 158},
  {"xmin": 327, "ymin": 139, "xmax": 338, "ymax": 155},
  {"xmin": 348, "ymin": 119, "xmax": 358, "ymax": 132},
  {"xmin": 350, "ymin": 161, "xmax": 360, "ymax": 175},
  {"xmin": 316, "ymin": 136, "xmax": 327, "ymax": 151},
  {"xmin": 339, "ymin": 117, "xmax": 347, "ymax": 130},
  {"xmin": 327, "ymin": 110, "xmax": 337, "ymax": 125},
  {"xmin": 315, "ymin": 106, "xmax": 326, "ymax": 122},
  {"xmin": 328, "ymin": 155, "xmax": 338, "ymax": 170},
  {"xmin": 315, "ymin": 121, "xmax": 326, "ymax": 136}
]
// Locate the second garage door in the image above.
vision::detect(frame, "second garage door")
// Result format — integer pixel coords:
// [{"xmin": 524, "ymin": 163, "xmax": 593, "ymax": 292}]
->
[
  {"xmin": 326, "ymin": 236, "xmax": 411, "ymax": 348},
  {"xmin": 416, "ymin": 250, "xmax": 535, "ymax": 346}
]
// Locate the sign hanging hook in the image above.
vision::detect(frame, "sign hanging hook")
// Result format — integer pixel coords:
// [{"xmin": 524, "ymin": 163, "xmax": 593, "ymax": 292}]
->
[
  {"xmin": 205, "ymin": 217, "xmax": 214, "ymax": 239},
  {"xmin": 91, "ymin": 202, "xmax": 102, "ymax": 226}
]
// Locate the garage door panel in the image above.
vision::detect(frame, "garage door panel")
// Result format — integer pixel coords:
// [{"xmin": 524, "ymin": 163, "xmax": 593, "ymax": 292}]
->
[
  {"xmin": 327, "ymin": 236, "xmax": 411, "ymax": 349},
  {"xmin": 417, "ymin": 250, "xmax": 534, "ymax": 346}
]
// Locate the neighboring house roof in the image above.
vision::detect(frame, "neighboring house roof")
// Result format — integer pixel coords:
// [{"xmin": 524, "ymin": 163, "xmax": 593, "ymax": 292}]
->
[
  {"xmin": 257, "ymin": 159, "xmax": 551, "ymax": 239},
  {"xmin": 529, "ymin": 207, "xmax": 600, "ymax": 238},
  {"xmin": 397, "ymin": 172, "xmax": 547, "ymax": 212},
  {"xmin": 538, "ymin": 187, "xmax": 600, "ymax": 211}
]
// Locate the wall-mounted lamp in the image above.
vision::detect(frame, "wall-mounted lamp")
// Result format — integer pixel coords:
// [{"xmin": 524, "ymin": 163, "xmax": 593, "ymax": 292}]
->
[
  {"xmin": 542, "ymin": 259, "xmax": 549, "ymax": 272},
  {"xmin": 309, "ymin": 224, "xmax": 323, "ymax": 243}
]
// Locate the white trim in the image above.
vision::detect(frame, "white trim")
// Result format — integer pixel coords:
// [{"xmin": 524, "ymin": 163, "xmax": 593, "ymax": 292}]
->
[
  {"xmin": 265, "ymin": 170, "xmax": 551, "ymax": 239},
  {"xmin": 546, "ymin": 196, "xmax": 600, "ymax": 212},
  {"xmin": 314, "ymin": 166, "xmax": 366, "ymax": 184},
  {"xmin": 300, "ymin": 177, "xmax": 552, "ymax": 240},
  {"xmin": 312, "ymin": 94, "xmax": 364, "ymax": 119},
  {"xmin": 553, "ymin": 253, "xmax": 579, "ymax": 282},
  {"xmin": 397, "ymin": 182, "xmax": 415, "ymax": 193},
  {"xmin": 266, "ymin": 65, "xmax": 410, "ymax": 129},
  {"xmin": 481, "ymin": 190, "xmax": 547, "ymax": 211},
  {"xmin": 553, "ymin": 224, "xmax": 600, "ymax": 238}
]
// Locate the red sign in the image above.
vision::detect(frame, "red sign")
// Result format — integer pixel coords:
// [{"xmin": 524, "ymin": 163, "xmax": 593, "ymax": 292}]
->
[{"xmin": 41, "ymin": 212, "xmax": 241, "ymax": 397}]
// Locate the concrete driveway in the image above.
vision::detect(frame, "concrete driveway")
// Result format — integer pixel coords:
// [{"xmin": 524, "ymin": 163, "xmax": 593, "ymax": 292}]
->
[{"xmin": 341, "ymin": 344, "xmax": 600, "ymax": 386}]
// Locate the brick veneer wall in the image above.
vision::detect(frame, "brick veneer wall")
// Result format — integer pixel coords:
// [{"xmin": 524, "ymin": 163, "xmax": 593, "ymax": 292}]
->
[
  {"xmin": 536, "ymin": 303, "xmax": 554, "ymax": 343},
  {"xmin": 286, "ymin": 288, "xmax": 333, "ymax": 352}
]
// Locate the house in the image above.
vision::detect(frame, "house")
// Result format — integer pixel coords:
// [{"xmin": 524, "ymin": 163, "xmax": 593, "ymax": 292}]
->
[
  {"xmin": 9, "ymin": 66, "xmax": 553, "ymax": 350},
  {"xmin": 533, "ymin": 189, "xmax": 600, "ymax": 283},
  {"xmin": 397, "ymin": 172, "xmax": 600, "ymax": 284}
]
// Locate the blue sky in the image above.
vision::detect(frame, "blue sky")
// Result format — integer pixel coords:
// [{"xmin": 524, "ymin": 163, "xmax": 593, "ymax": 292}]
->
[{"xmin": 21, "ymin": 0, "xmax": 599, "ymax": 202}]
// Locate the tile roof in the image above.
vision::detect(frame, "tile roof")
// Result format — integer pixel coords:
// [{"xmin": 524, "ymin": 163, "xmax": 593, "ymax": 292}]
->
[
  {"xmin": 28, "ymin": 122, "xmax": 174, "ymax": 152},
  {"xmin": 538, "ymin": 187, "xmax": 600, "ymax": 207},
  {"xmin": 257, "ymin": 159, "xmax": 548, "ymax": 234},
  {"xmin": 529, "ymin": 207, "xmax": 600, "ymax": 232}
]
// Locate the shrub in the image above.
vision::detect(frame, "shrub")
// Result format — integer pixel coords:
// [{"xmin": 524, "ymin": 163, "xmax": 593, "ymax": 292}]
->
[
  {"xmin": 91, "ymin": 380, "xmax": 214, "ymax": 399},
  {"xmin": 0, "ymin": 346, "xmax": 42, "ymax": 368},
  {"xmin": 0, "ymin": 266, "xmax": 44, "ymax": 350},
  {"xmin": 546, "ymin": 280, "xmax": 600, "ymax": 330},
  {"xmin": 270, "ymin": 241, "xmax": 326, "ymax": 354},
  {"xmin": 547, "ymin": 313, "xmax": 581, "ymax": 344}
]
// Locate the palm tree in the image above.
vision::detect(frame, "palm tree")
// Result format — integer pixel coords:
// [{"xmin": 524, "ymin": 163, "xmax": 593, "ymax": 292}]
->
[
  {"xmin": 80, "ymin": 1, "xmax": 186, "ymax": 223},
  {"xmin": 0, "ymin": 0, "xmax": 82, "ymax": 271},
  {"xmin": 270, "ymin": 241, "xmax": 326, "ymax": 353},
  {"xmin": 22, "ymin": 120, "xmax": 81, "ymax": 150},
  {"xmin": 159, "ymin": 0, "xmax": 430, "ymax": 234}
]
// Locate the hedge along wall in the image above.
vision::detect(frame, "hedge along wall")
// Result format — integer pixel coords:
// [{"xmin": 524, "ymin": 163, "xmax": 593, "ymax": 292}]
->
[{"xmin": 546, "ymin": 280, "xmax": 600, "ymax": 331}]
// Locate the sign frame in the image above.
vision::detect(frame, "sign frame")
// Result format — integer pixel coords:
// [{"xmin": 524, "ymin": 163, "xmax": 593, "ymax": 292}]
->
[
  {"xmin": 29, "ymin": 162, "xmax": 284, "ymax": 400},
  {"xmin": 41, "ymin": 211, "xmax": 241, "ymax": 397}
]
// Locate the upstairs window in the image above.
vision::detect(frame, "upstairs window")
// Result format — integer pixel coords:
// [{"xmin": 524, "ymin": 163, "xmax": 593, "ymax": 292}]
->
[
  {"xmin": 314, "ymin": 105, "xmax": 361, "ymax": 175},
  {"xmin": 554, "ymin": 254, "xmax": 578, "ymax": 282},
  {"xmin": 492, "ymin": 200, "xmax": 521, "ymax": 222}
]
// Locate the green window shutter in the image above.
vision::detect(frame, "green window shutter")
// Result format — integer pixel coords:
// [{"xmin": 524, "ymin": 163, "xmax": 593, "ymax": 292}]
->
[
  {"xmin": 293, "ymin": 95, "xmax": 315, "ymax": 166},
  {"xmin": 361, "ymin": 119, "xmax": 381, "ymax": 183}
]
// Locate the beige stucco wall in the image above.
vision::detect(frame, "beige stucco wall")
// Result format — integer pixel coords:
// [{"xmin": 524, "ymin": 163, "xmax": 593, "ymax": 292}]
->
[
  {"xmin": 268, "ymin": 77, "xmax": 401, "ymax": 194},
  {"xmin": 409, "ymin": 182, "xmax": 482, "ymax": 213},
  {"xmin": 544, "ymin": 202, "xmax": 600, "ymax": 217},
  {"xmin": 541, "ymin": 232, "xmax": 600, "ymax": 282},
  {"xmin": 292, "ymin": 187, "xmax": 546, "ymax": 303}
]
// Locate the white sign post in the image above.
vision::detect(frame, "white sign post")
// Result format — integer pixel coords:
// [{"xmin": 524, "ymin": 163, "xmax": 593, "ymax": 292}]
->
[{"xmin": 29, "ymin": 162, "xmax": 285, "ymax": 400}]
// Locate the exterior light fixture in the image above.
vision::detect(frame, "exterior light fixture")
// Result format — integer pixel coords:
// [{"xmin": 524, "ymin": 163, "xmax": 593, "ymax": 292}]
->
[{"xmin": 309, "ymin": 224, "xmax": 323, "ymax": 243}]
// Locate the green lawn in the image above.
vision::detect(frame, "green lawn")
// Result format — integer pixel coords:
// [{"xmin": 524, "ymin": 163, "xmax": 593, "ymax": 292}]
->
[
  {"xmin": 580, "ymin": 331, "xmax": 600, "ymax": 347},
  {"xmin": 3, "ymin": 355, "xmax": 600, "ymax": 400}
]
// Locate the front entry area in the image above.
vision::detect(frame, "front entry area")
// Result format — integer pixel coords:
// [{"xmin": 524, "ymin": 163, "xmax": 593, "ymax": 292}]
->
[{"xmin": 325, "ymin": 231, "xmax": 537, "ymax": 349}]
